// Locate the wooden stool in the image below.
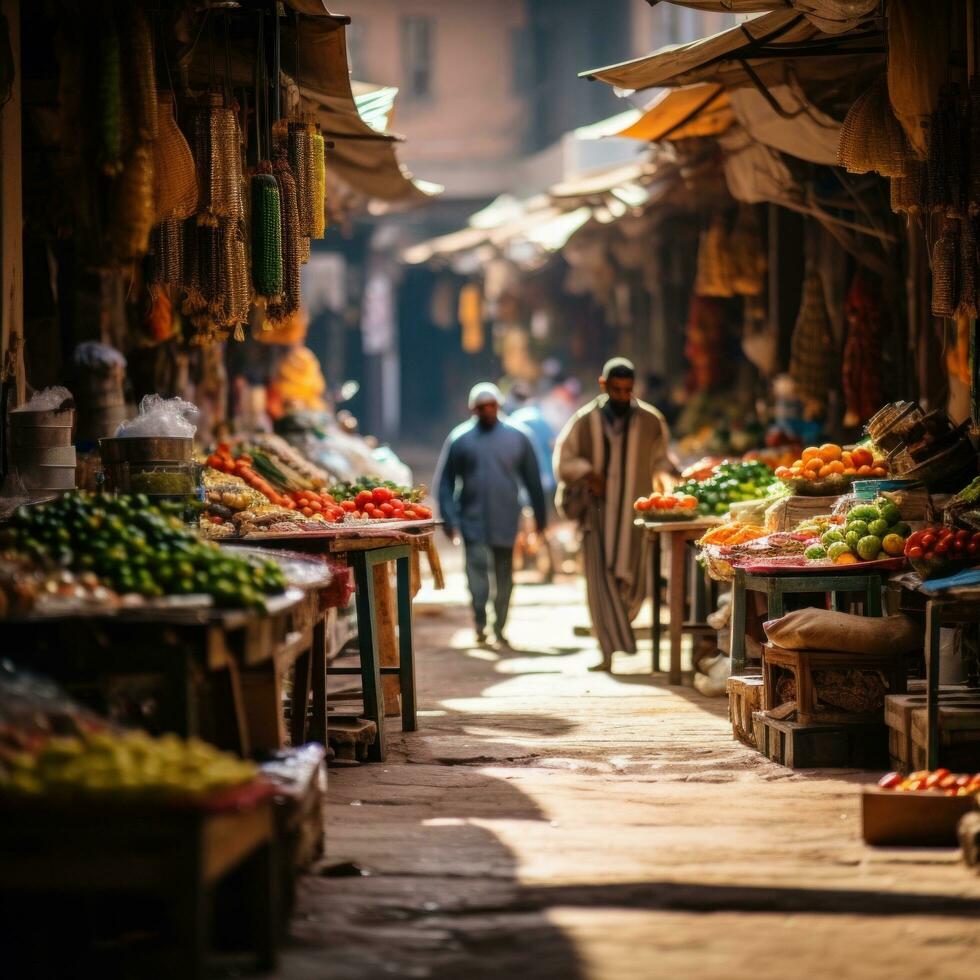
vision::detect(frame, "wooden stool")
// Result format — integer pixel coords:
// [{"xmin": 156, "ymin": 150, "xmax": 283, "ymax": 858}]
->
[{"xmin": 762, "ymin": 643, "xmax": 906, "ymax": 725}]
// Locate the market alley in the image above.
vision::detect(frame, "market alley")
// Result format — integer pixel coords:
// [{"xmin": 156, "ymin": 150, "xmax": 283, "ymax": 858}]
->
[{"xmin": 282, "ymin": 566, "xmax": 980, "ymax": 980}]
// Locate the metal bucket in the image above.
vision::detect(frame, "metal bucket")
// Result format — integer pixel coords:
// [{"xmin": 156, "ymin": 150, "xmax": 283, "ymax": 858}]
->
[
  {"xmin": 17, "ymin": 463, "xmax": 77, "ymax": 491},
  {"xmin": 10, "ymin": 445, "xmax": 76, "ymax": 467},
  {"xmin": 8, "ymin": 407, "xmax": 75, "ymax": 428},
  {"xmin": 7, "ymin": 424, "xmax": 73, "ymax": 448},
  {"xmin": 99, "ymin": 436, "xmax": 193, "ymax": 463}
]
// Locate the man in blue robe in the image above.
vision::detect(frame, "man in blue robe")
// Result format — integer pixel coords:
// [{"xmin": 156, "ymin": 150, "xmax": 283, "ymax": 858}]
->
[{"xmin": 436, "ymin": 383, "xmax": 547, "ymax": 646}]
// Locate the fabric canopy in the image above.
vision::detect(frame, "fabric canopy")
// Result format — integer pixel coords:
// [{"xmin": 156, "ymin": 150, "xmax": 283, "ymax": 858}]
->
[
  {"xmin": 581, "ymin": 8, "xmax": 882, "ymax": 92},
  {"xmin": 728, "ymin": 78, "xmax": 840, "ymax": 165},
  {"xmin": 647, "ymin": 1, "xmax": 879, "ymax": 35},
  {"xmin": 615, "ymin": 83, "xmax": 733, "ymax": 141}
]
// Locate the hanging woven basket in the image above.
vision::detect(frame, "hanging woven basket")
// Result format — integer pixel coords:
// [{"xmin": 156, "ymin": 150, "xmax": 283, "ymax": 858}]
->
[
  {"xmin": 153, "ymin": 93, "xmax": 199, "ymax": 221},
  {"xmin": 838, "ymin": 77, "xmax": 914, "ymax": 178}
]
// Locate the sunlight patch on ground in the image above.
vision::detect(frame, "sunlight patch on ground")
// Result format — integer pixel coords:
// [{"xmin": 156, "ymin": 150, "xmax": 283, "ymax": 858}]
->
[{"xmin": 466, "ymin": 648, "xmax": 501, "ymax": 662}]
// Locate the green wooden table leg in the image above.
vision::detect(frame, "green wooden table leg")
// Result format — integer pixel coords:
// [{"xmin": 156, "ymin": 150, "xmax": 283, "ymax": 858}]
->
[
  {"xmin": 396, "ymin": 553, "xmax": 417, "ymax": 732},
  {"xmin": 351, "ymin": 552, "xmax": 386, "ymax": 762},
  {"xmin": 730, "ymin": 569, "xmax": 747, "ymax": 674},
  {"xmin": 865, "ymin": 575, "xmax": 883, "ymax": 616},
  {"xmin": 650, "ymin": 533, "xmax": 662, "ymax": 674},
  {"xmin": 925, "ymin": 601, "xmax": 942, "ymax": 770},
  {"xmin": 767, "ymin": 582, "xmax": 786, "ymax": 620}
]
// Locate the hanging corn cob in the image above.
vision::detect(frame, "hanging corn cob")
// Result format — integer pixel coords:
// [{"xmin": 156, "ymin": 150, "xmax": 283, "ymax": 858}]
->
[
  {"xmin": 224, "ymin": 219, "xmax": 251, "ymax": 338},
  {"xmin": 123, "ymin": 5, "xmax": 157, "ymax": 142},
  {"xmin": 931, "ymin": 217, "xmax": 958, "ymax": 317},
  {"xmin": 97, "ymin": 6, "xmax": 123, "ymax": 176},
  {"xmin": 312, "ymin": 129, "xmax": 326, "ymax": 238},
  {"xmin": 110, "ymin": 143, "xmax": 155, "ymax": 259},
  {"xmin": 251, "ymin": 163, "xmax": 283, "ymax": 300},
  {"xmin": 267, "ymin": 156, "xmax": 301, "ymax": 323}
]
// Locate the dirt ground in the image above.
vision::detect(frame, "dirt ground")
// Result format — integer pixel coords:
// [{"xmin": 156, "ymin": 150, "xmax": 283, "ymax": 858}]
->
[{"xmin": 277, "ymin": 556, "xmax": 980, "ymax": 980}]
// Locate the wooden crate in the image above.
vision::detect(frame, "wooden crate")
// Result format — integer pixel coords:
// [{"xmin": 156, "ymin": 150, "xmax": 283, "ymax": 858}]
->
[
  {"xmin": 754, "ymin": 712, "xmax": 887, "ymax": 769},
  {"xmin": 910, "ymin": 703, "xmax": 980, "ymax": 772},
  {"xmin": 762, "ymin": 643, "xmax": 906, "ymax": 726},
  {"xmin": 863, "ymin": 788, "xmax": 979, "ymax": 846},
  {"xmin": 727, "ymin": 674, "xmax": 763, "ymax": 747},
  {"xmin": 885, "ymin": 691, "xmax": 980, "ymax": 772}
]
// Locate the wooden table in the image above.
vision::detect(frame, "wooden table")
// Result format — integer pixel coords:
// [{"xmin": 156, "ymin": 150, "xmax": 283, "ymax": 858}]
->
[
  {"xmin": 730, "ymin": 569, "xmax": 884, "ymax": 674},
  {"xmin": 228, "ymin": 525, "xmax": 436, "ymax": 762},
  {"xmin": 640, "ymin": 517, "xmax": 722, "ymax": 685},
  {"xmin": 2, "ymin": 590, "xmax": 309, "ymax": 755},
  {"xmin": 922, "ymin": 597, "xmax": 980, "ymax": 768}
]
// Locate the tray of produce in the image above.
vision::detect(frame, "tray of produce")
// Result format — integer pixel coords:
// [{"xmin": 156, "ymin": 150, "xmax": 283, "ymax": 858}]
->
[
  {"xmin": 903, "ymin": 525, "xmax": 980, "ymax": 580},
  {"xmin": 799, "ymin": 498, "xmax": 911, "ymax": 566},
  {"xmin": 775, "ymin": 444, "xmax": 886, "ymax": 496},
  {"xmin": 739, "ymin": 555, "xmax": 906, "ymax": 575},
  {"xmin": 0, "ymin": 492, "xmax": 288, "ymax": 610},
  {"xmin": 633, "ymin": 491, "xmax": 699, "ymax": 521},
  {"xmin": 673, "ymin": 459, "xmax": 777, "ymax": 516}
]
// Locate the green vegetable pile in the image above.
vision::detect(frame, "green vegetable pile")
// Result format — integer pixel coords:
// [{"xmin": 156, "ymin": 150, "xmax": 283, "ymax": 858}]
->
[
  {"xmin": 803, "ymin": 499, "xmax": 910, "ymax": 564},
  {"xmin": 1, "ymin": 493, "xmax": 286, "ymax": 608},
  {"xmin": 674, "ymin": 460, "xmax": 777, "ymax": 516}
]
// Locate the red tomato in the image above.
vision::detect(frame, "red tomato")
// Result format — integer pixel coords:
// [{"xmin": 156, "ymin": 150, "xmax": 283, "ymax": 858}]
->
[
  {"xmin": 380, "ymin": 503, "xmax": 395, "ymax": 517},
  {"xmin": 355, "ymin": 490, "xmax": 374, "ymax": 508},
  {"xmin": 956, "ymin": 529, "xmax": 970, "ymax": 543},
  {"xmin": 907, "ymin": 545, "xmax": 924, "ymax": 559},
  {"xmin": 403, "ymin": 509, "xmax": 417, "ymax": 519},
  {"xmin": 372, "ymin": 487, "xmax": 393, "ymax": 504},
  {"xmin": 921, "ymin": 533, "xmax": 936, "ymax": 549},
  {"xmin": 301, "ymin": 507, "xmax": 313, "ymax": 517},
  {"xmin": 969, "ymin": 543, "xmax": 979, "ymax": 556},
  {"xmin": 935, "ymin": 540, "xmax": 950, "ymax": 555},
  {"xmin": 634, "ymin": 497, "xmax": 649, "ymax": 511},
  {"xmin": 878, "ymin": 772, "xmax": 902, "ymax": 789}
]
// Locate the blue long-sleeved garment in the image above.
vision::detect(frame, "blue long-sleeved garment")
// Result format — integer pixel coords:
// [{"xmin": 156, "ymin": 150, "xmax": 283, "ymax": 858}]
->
[{"xmin": 435, "ymin": 419, "xmax": 547, "ymax": 547}]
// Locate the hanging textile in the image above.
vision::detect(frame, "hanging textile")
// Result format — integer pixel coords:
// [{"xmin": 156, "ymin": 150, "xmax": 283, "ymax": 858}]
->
[
  {"xmin": 458, "ymin": 282, "xmax": 484, "ymax": 353},
  {"xmin": 789, "ymin": 255, "xmax": 836, "ymax": 414},
  {"xmin": 841, "ymin": 273, "xmax": 885, "ymax": 426},
  {"xmin": 729, "ymin": 205, "xmax": 767, "ymax": 297},
  {"xmin": 694, "ymin": 215, "xmax": 735, "ymax": 298},
  {"xmin": 684, "ymin": 296, "xmax": 726, "ymax": 392}
]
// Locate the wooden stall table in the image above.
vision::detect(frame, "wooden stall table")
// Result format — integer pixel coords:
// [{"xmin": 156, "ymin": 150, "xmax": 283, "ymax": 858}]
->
[
  {"xmin": 2, "ymin": 590, "xmax": 307, "ymax": 756},
  {"xmin": 0, "ymin": 786, "xmax": 278, "ymax": 978},
  {"xmin": 921, "ymin": 596, "xmax": 980, "ymax": 769},
  {"xmin": 639, "ymin": 516, "xmax": 722, "ymax": 685},
  {"xmin": 227, "ymin": 520, "xmax": 437, "ymax": 762},
  {"xmin": 730, "ymin": 566, "xmax": 885, "ymax": 674}
]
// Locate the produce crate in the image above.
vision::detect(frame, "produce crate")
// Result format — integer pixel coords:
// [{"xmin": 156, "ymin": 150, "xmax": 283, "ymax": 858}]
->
[
  {"xmin": 753, "ymin": 712, "xmax": 888, "ymax": 769},
  {"xmin": 765, "ymin": 494, "xmax": 840, "ymax": 532},
  {"xmin": 726, "ymin": 674, "xmax": 763, "ymax": 747},
  {"xmin": 862, "ymin": 788, "xmax": 979, "ymax": 846},
  {"xmin": 910, "ymin": 703, "xmax": 980, "ymax": 772},
  {"xmin": 885, "ymin": 691, "xmax": 980, "ymax": 772}
]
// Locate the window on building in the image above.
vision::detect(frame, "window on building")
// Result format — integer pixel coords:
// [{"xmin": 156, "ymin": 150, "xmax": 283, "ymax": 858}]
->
[{"xmin": 401, "ymin": 16, "xmax": 434, "ymax": 101}]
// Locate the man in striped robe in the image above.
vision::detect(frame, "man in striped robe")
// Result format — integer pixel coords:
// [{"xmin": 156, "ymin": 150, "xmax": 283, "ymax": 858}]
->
[{"xmin": 554, "ymin": 358, "xmax": 673, "ymax": 671}]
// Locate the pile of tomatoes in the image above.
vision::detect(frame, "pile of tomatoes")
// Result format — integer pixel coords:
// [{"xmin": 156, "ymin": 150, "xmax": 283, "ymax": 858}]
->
[
  {"xmin": 904, "ymin": 525, "xmax": 980, "ymax": 567},
  {"xmin": 633, "ymin": 492, "xmax": 699, "ymax": 513},
  {"xmin": 206, "ymin": 446, "xmax": 293, "ymax": 509},
  {"xmin": 290, "ymin": 487, "xmax": 433, "ymax": 523},
  {"xmin": 879, "ymin": 768, "xmax": 980, "ymax": 796}
]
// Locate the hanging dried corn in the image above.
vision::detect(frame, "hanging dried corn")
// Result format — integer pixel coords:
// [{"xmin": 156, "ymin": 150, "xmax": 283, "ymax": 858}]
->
[
  {"xmin": 110, "ymin": 143, "xmax": 155, "ymax": 259},
  {"xmin": 931, "ymin": 217, "xmax": 958, "ymax": 317},
  {"xmin": 223, "ymin": 219, "xmax": 251, "ymax": 337},
  {"xmin": 969, "ymin": 77, "xmax": 980, "ymax": 217},
  {"xmin": 153, "ymin": 93, "xmax": 199, "ymax": 221},
  {"xmin": 97, "ymin": 6, "xmax": 123, "ymax": 176},
  {"xmin": 957, "ymin": 216, "xmax": 978, "ymax": 318},
  {"xmin": 123, "ymin": 5, "xmax": 157, "ymax": 142},
  {"xmin": 312, "ymin": 129, "xmax": 326, "ymax": 238},
  {"xmin": 251, "ymin": 164, "xmax": 283, "ymax": 300},
  {"xmin": 187, "ymin": 94, "xmax": 244, "ymax": 221},
  {"xmin": 148, "ymin": 216, "xmax": 184, "ymax": 287},
  {"xmin": 267, "ymin": 157, "xmax": 302, "ymax": 323}
]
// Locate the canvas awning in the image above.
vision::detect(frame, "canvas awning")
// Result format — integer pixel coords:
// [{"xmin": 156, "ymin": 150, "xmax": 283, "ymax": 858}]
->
[
  {"xmin": 614, "ymin": 84, "xmax": 733, "ymax": 141},
  {"xmin": 581, "ymin": 7, "xmax": 883, "ymax": 93},
  {"xmin": 643, "ymin": 1, "xmax": 879, "ymax": 36}
]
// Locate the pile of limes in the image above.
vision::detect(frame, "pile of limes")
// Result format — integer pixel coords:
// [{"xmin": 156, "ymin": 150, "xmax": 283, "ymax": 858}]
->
[{"xmin": 803, "ymin": 499, "xmax": 911, "ymax": 565}]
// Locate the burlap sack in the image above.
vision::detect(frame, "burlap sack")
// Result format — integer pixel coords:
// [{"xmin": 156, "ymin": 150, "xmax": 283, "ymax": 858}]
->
[{"xmin": 763, "ymin": 608, "xmax": 922, "ymax": 655}]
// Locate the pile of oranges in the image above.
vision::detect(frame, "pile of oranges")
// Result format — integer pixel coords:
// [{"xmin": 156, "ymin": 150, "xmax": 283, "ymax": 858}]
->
[{"xmin": 774, "ymin": 444, "xmax": 887, "ymax": 482}]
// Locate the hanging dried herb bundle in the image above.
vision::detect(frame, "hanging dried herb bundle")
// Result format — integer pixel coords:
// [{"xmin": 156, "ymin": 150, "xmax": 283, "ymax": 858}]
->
[
  {"xmin": 957, "ymin": 215, "xmax": 978, "ymax": 317},
  {"xmin": 931, "ymin": 217, "xmax": 958, "ymax": 317},
  {"xmin": 311, "ymin": 130, "xmax": 326, "ymax": 239},
  {"xmin": 153, "ymin": 93, "xmax": 199, "ymax": 221},
  {"xmin": 97, "ymin": 8, "xmax": 123, "ymax": 176},
  {"xmin": 110, "ymin": 143, "xmax": 155, "ymax": 258},
  {"xmin": 182, "ymin": 216, "xmax": 201, "ymax": 304},
  {"xmin": 729, "ymin": 204, "xmax": 766, "ymax": 297},
  {"xmin": 148, "ymin": 216, "xmax": 184, "ymax": 287},
  {"xmin": 187, "ymin": 94, "xmax": 244, "ymax": 221},
  {"xmin": 267, "ymin": 157, "xmax": 302, "ymax": 323},
  {"xmin": 123, "ymin": 5, "xmax": 157, "ymax": 142},
  {"xmin": 288, "ymin": 121, "xmax": 315, "ymax": 238},
  {"xmin": 837, "ymin": 77, "xmax": 912, "ymax": 178},
  {"xmin": 250, "ymin": 164, "xmax": 283, "ymax": 300}
]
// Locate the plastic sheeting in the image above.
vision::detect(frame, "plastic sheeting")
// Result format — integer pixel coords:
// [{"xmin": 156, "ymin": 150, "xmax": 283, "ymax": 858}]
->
[{"xmin": 581, "ymin": 7, "xmax": 882, "ymax": 93}]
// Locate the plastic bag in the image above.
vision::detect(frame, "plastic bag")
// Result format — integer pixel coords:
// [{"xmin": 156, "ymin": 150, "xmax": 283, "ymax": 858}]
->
[
  {"xmin": 10, "ymin": 386, "xmax": 73, "ymax": 413},
  {"xmin": 72, "ymin": 341, "xmax": 126, "ymax": 371},
  {"xmin": 116, "ymin": 394, "xmax": 199, "ymax": 438}
]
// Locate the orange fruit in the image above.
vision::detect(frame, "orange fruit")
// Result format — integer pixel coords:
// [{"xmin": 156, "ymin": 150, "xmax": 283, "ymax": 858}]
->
[
  {"xmin": 775, "ymin": 466, "xmax": 790, "ymax": 478},
  {"xmin": 843, "ymin": 467, "xmax": 857, "ymax": 476},
  {"xmin": 841, "ymin": 451, "xmax": 853, "ymax": 468},
  {"xmin": 858, "ymin": 464, "xmax": 872, "ymax": 475},
  {"xmin": 872, "ymin": 466, "xmax": 887, "ymax": 477},
  {"xmin": 827, "ymin": 460, "xmax": 845, "ymax": 475},
  {"xmin": 817, "ymin": 463, "xmax": 833, "ymax": 478},
  {"xmin": 835, "ymin": 552, "xmax": 858, "ymax": 565},
  {"xmin": 819, "ymin": 443, "xmax": 842, "ymax": 462},
  {"xmin": 851, "ymin": 447, "xmax": 873, "ymax": 468},
  {"xmin": 801, "ymin": 447, "xmax": 822, "ymax": 464}
]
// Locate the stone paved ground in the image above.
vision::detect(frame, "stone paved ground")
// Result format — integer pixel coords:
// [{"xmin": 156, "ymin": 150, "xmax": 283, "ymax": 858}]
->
[{"xmin": 276, "ymin": 556, "xmax": 980, "ymax": 980}]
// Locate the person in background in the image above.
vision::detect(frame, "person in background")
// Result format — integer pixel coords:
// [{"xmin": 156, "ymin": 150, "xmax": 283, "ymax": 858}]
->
[
  {"xmin": 507, "ymin": 382, "xmax": 556, "ymax": 496},
  {"xmin": 436, "ymin": 382, "xmax": 547, "ymax": 647},
  {"xmin": 554, "ymin": 358, "xmax": 674, "ymax": 672}
]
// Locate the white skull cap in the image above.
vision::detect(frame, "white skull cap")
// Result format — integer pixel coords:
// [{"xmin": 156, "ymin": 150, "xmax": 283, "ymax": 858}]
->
[{"xmin": 468, "ymin": 382, "xmax": 504, "ymax": 410}]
